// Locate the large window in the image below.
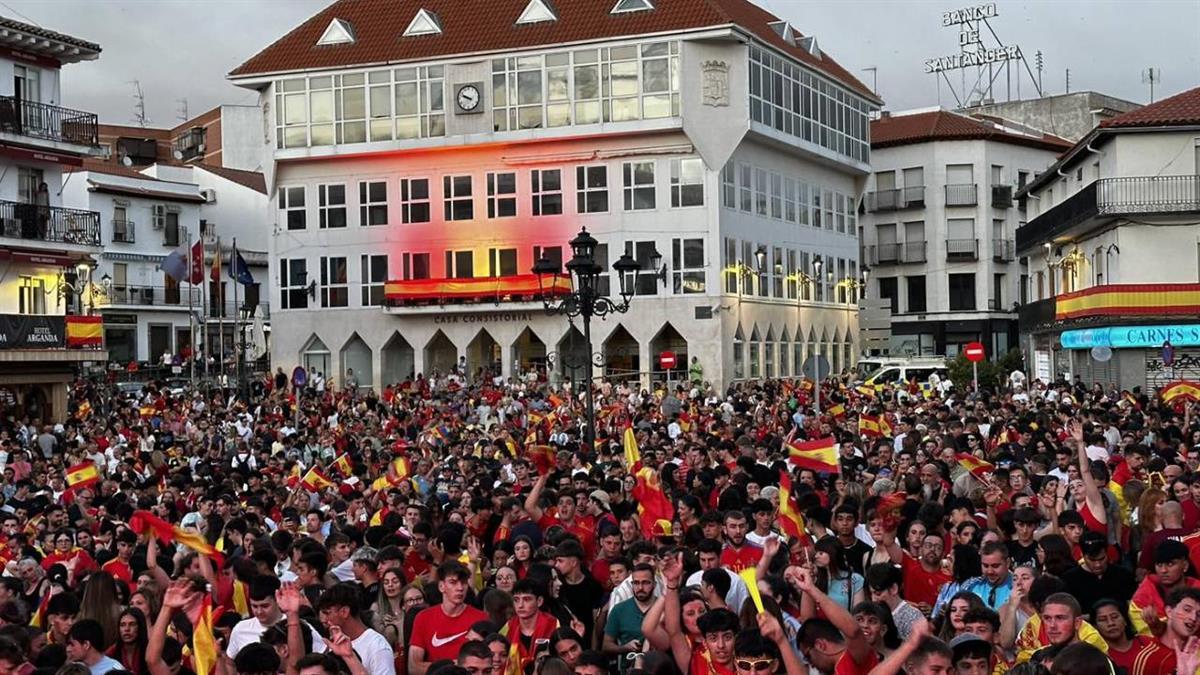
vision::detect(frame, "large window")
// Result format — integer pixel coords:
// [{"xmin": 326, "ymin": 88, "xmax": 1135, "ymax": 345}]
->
[
  {"xmin": 877, "ymin": 277, "xmax": 898, "ymax": 314},
  {"xmin": 18, "ymin": 276, "xmax": 44, "ymax": 315},
  {"xmin": 625, "ymin": 240, "xmax": 659, "ymax": 295},
  {"xmin": 623, "ymin": 162, "xmax": 655, "ymax": 211},
  {"xmin": 320, "ymin": 256, "xmax": 348, "ymax": 307},
  {"xmin": 487, "ymin": 172, "xmax": 517, "ymax": 219},
  {"xmin": 906, "ymin": 276, "xmax": 926, "ymax": 313},
  {"xmin": 443, "ymin": 175, "xmax": 474, "ymax": 221},
  {"xmin": 492, "ymin": 41, "xmax": 679, "ymax": 132},
  {"xmin": 445, "ymin": 250, "xmax": 474, "ymax": 279},
  {"xmin": 488, "ymin": 248, "xmax": 518, "ymax": 277},
  {"xmin": 672, "ymin": 238, "xmax": 704, "ymax": 294},
  {"xmin": 721, "ymin": 163, "xmax": 736, "ymax": 208},
  {"xmin": 276, "ymin": 186, "xmax": 304, "ymax": 230},
  {"xmin": 401, "ymin": 252, "xmax": 430, "ymax": 280},
  {"xmin": 280, "ymin": 258, "xmax": 308, "ymax": 309},
  {"xmin": 576, "ymin": 165, "xmax": 609, "ymax": 213},
  {"xmin": 400, "ymin": 178, "xmax": 430, "ymax": 223},
  {"xmin": 318, "ymin": 184, "xmax": 347, "ymax": 229},
  {"xmin": 359, "ymin": 181, "xmax": 388, "ymax": 226},
  {"xmin": 754, "ymin": 168, "xmax": 768, "ymax": 216},
  {"xmin": 360, "ymin": 254, "xmax": 387, "ymax": 306},
  {"xmin": 274, "ymin": 66, "xmax": 444, "ymax": 149},
  {"xmin": 949, "ymin": 273, "xmax": 976, "ymax": 311},
  {"xmin": 748, "ymin": 45, "xmax": 871, "ymax": 163},
  {"xmin": 670, "ymin": 158, "xmax": 704, "ymax": 208},
  {"xmin": 531, "ymin": 169, "xmax": 563, "ymax": 215}
]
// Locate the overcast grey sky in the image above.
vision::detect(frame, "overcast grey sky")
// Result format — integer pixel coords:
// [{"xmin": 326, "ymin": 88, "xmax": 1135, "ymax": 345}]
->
[{"xmin": 11, "ymin": 0, "xmax": 1199, "ymax": 127}]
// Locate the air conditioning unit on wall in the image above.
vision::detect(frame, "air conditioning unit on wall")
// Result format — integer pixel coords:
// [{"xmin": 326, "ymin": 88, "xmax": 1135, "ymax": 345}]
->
[{"xmin": 200, "ymin": 188, "xmax": 217, "ymax": 203}]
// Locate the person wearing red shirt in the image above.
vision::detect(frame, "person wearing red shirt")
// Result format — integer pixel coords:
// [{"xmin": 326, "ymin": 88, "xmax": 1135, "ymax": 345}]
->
[
  {"xmin": 101, "ymin": 530, "xmax": 137, "ymax": 593},
  {"xmin": 42, "ymin": 532, "xmax": 96, "ymax": 586},
  {"xmin": 794, "ymin": 568, "xmax": 879, "ymax": 675},
  {"xmin": 902, "ymin": 534, "xmax": 952, "ymax": 614},
  {"xmin": 719, "ymin": 511, "xmax": 762, "ymax": 572},
  {"xmin": 1093, "ymin": 599, "xmax": 1176, "ymax": 675},
  {"xmin": 524, "ymin": 474, "xmax": 596, "ymax": 559},
  {"xmin": 401, "ymin": 524, "xmax": 433, "ymax": 584},
  {"xmin": 504, "ymin": 579, "xmax": 559, "ymax": 674},
  {"xmin": 407, "ymin": 562, "xmax": 487, "ymax": 675}
]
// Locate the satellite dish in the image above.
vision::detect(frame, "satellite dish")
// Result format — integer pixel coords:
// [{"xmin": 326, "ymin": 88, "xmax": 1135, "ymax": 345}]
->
[
  {"xmin": 1091, "ymin": 346, "xmax": 1113, "ymax": 362},
  {"xmin": 172, "ymin": 149, "xmax": 183, "ymax": 160},
  {"xmin": 120, "ymin": 155, "xmax": 133, "ymax": 167}
]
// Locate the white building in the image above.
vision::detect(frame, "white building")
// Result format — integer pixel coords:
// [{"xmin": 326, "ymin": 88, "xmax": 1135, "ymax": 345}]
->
[
  {"xmin": 1016, "ymin": 86, "xmax": 1200, "ymax": 389},
  {"xmin": 61, "ymin": 162, "xmax": 271, "ymax": 366},
  {"xmin": 0, "ymin": 17, "xmax": 104, "ymax": 419},
  {"xmin": 230, "ymin": 0, "xmax": 879, "ymax": 391},
  {"xmin": 859, "ymin": 109, "xmax": 1069, "ymax": 358}
]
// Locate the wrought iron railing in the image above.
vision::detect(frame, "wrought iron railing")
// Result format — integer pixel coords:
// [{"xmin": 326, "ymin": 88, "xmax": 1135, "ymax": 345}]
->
[
  {"xmin": 0, "ymin": 200, "xmax": 100, "ymax": 246},
  {"xmin": 0, "ymin": 96, "xmax": 99, "ymax": 146},
  {"xmin": 946, "ymin": 238, "xmax": 979, "ymax": 260},
  {"xmin": 945, "ymin": 183, "xmax": 978, "ymax": 206},
  {"xmin": 112, "ymin": 220, "xmax": 135, "ymax": 243},
  {"xmin": 992, "ymin": 238, "xmax": 1014, "ymax": 261}
]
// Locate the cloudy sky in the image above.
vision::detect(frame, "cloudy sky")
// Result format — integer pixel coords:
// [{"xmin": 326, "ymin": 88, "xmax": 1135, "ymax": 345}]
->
[{"xmin": 12, "ymin": 0, "xmax": 1198, "ymax": 127}]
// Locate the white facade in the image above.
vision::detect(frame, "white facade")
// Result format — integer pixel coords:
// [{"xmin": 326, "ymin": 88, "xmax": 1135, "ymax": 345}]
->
[{"xmin": 234, "ymin": 16, "xmax": 876, "ymax": 391}]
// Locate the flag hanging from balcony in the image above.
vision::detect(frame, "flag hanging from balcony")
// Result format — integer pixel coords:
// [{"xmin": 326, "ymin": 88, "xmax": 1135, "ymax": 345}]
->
[
  {"xmin": 65, "ymin": 316, "xmax": 102, "ymax": 348},
  {"xmin": 190, "ymin": 239, "xmax": 204, "ymax": 284},
  {"xmin": 228, "ymin": 240, "xmax": 254, "ymax": 285}
]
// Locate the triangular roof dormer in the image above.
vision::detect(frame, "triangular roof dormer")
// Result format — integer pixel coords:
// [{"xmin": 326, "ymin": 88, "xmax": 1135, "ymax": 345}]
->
[
  {"xmin": 317, "ymin": 18, "xmax": 355, "ymax": 46},
  {"xmin": 403, "ymin": 9, "xmax": 442, "ymax": 37},
  {"xmin": 769, "ymin": 20, "xmax": 795, "ymax": 46},
  {"xmin": 611, "ymin": 0, "xmax": 654, "ymax": 14},
  {"xmin": 517, "ymin": 0, "xmax": 558, "ymax": 25},
  {"xmin": 799, "ymin": 35, "xmax": 820, "ymax": 58}
]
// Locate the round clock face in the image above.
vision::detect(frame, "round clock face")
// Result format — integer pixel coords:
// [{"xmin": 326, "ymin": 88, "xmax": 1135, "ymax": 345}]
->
[{"xmin": 457, "ymin": 85, "xmax": 480, "ymax": 111}]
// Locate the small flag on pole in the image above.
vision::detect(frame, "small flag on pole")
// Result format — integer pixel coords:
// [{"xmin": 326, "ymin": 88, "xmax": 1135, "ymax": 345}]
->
[{"xmin": 786, "ymin": 437, "xmax": 839, "ymax": 473}]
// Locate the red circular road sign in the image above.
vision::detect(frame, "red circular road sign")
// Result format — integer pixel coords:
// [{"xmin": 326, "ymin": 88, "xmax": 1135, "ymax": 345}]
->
[
  {"xmin": 964, "ymin": 342, "xmax": 986, "ymax": 363},
  {"xmin": 660, "ymin": 351, "xmax": 677, "ymax": 369}
]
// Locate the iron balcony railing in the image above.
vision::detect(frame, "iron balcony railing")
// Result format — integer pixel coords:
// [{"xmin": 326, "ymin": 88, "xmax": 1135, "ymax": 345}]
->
[
  {"xmin": 946, "ymin": 238, "xmax": 979, "ymax": 260},
  {"xmin": 902, "ymin": 241, "xmax": 928, "ymax": 263},
  {"xmin": 105, "ymin": 285, "xmax": 200, "ymax": 307},
  {"xmin": 945, "ymin": 183, "xmax": 978, "ymax": 207},
  {"xmin": 112, "ymin": 220, "xmax": 135, "ymax": 243},
  {"xmin": 868, "ymin": 241, "xmax": 928, "ymax": 265},
  {"xmin": 902, "ymin": 186, "xmax": 926, "ymax": 208},
  {"xmin": 866, "ymin": 189, "xmax": 900, "ymax": 212},
  {"xmin": 992, "ymin": 238, "xmax": 1015, "ymax": 262},
  {"xmin": 0, "ymin": 96, "xmax": 99, "ymax": 147},
  {"xmin": 1017, "ymin": 176, "xmax": 1200, "ymax": 250},
  {"xmin": 872, "ymin": 243, "xmax": 900, "ymax": 263},
  {"xmin": 992, "ymin": 184, "xmax": 1013, "ymax": 208},
  {"xmin": 0, "ymin": 200, "xmax": 100, "ymax": 246}
]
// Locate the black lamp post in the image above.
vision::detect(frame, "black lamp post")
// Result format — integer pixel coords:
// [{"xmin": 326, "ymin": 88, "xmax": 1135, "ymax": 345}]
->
[{"xmin": 534, "ymin": 227, "xmax": 641, "ymax": 450}]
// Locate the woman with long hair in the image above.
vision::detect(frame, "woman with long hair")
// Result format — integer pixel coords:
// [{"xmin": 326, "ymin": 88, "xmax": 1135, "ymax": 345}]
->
[
  {"xmin": 1091, "ymin": 597, "xmax": 1172, "ymax": 673},
  {"xmin": 1134, "ymin": 487, "xmax": 1167, "ymax": 544},
  {"xmin": 370, "ymin": 568, "xmax": 406, "ymax": 649},
  {"xmin": 1036, "ymin": 535, "xmax": 1076, "ymax": 578},
  {"xmin": 128, "ymin": 590, "xmax": 159, "ymax": 635},
  {"xmin": 108, "ymin": 607, "xmax": 148, "ymax": 675},
  {"xmin": 933, "ymin": 544, "xmax": 982, "ymax": 618},
  {"xmin": 510, "ymin": 536, "xmax": 534, "ymax": 579},
  {"xmin": 805, "ymin": 536, "xmax": 864, "ymax": 615},
  {"xmin": 934, "ymin": 591, "xmax": 986, "ymax": 642},
  {"xmin": 77, "ymin": 571, "xmax": 122, "ymax": 648},
  {"xmin": 999, "ymin": 563, "xmax": 1039, "ymax": 651}
]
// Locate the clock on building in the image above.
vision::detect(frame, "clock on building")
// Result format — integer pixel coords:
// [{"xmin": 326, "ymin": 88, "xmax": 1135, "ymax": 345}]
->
[{"xmin": 456, "ymin": 84, "xmax": 481, "ymax": 113}]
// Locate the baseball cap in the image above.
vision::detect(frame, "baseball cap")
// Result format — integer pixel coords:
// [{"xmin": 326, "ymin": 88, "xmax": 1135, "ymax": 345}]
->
[
  {"xmin": 589, "ymin": 490, "xmax": 611, "ymax": 510},
  {"xmin": 949, "ymin": 633, "xmax": 991, "ymax": 660},
  {"xmin": 1155, "ymin": 539, "xmax": 1189, "ymax": 565}
]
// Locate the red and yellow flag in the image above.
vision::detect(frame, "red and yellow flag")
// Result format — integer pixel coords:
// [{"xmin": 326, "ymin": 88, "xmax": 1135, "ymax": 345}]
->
[
  {"xmin": 776, "ymin": 471, "xmax": 806, "ymax": 541},
  {"xmin": 827, "ymin": 403, "xmax": 846, "ymax": 419},
  {"xmin": 859, "ymin": 415, "xmax": 882, "ymax": 438},
  {"xmin": 1161, "ymin": 381, "xmax": 1200, "ymax": 404},
  {"xmin": 678, "ymin": 412, "xmax": 693, "ymax": 432},
  {"xmin": 65, "ymin": 315, "xmax": 103, "ymax": 348},
  {"xmin": 526, "ymin": 444, "xmax": 556, "ymax": 475},
  {"xmin": 787, "ymin": 437, "xmax": 840, "ymax": 474},
  {"xmin": 300, "ymin": 467, "xmax": 335, "ymax": 493},
  {"xmin": 623, "ymin": 425, "xmax": 641, "ymax": 469},
  {"xmin": 879, "ymin": 415, "xmax": 894, "ymax": 437},
  {"xmin": 65, "ymin": 462, "xmax": 100, "ymax": 490},
  {"xmin": 956, "ymin": 452, "xmax": 995, "ymax": 478},
  {"xmin": 29, "ymin": 590, "xmax": 50, "ymax": 628},
  {"xmin": 193, "ymin": 596, "xmax": 218, "ymax": 675},
  {"xmin": 330, "ymin": 454, "xmax": 354, "ymax": 478},
  {"xmin": 632, "ymin": 464, "xmax": 675, "ymax": 538},
  {"xmin": 284, "ymin": 463, "xmax": 302, "ymax": 490},
  {"xmin": 129, "ymin": 510, "xmax": 223, "ymax": 567}
]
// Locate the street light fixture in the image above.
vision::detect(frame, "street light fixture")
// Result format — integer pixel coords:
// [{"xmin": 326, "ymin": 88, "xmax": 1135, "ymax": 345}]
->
[{"xmin": 534, "ymin": 227, "xmax": 642, "ymax": 450}]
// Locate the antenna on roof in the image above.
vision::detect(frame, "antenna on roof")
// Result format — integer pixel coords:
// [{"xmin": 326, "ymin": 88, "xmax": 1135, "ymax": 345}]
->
[
  {"xmin": 861, "ymin": 67, "xmax": 878, "ymax": 96},
  {"xmin": 177, "ymin": 97, "xmax": 189, "ymax": 123},
  {"xmin": 129, "ymin": 80, "xmax": 149, "ymax": 127},
  {"xmin": 1141, "ymin": 68, "xmax": 1161, "ymax": 103}
]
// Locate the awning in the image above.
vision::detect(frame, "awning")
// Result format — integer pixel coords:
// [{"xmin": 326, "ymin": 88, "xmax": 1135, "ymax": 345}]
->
[
  {"xmin": 384, "ymin": 274, "xmax": 571, "ymax": 302},
  {"xmin": 1056, "ymin": 283, "xmax": 1200, "ymax": 320},
  {"xmin": 0, "ymin": 143, "xmax": 83, "ymax": 166},
  {"xmin": 8, "ymin": 250, "xmax": 82, "ymax": 266}
]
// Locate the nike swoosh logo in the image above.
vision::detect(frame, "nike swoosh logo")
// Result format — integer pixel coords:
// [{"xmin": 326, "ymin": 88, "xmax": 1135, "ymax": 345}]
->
[{"xmin": 431, "ymin": 631, "xmax": 468, "ymax": 648}]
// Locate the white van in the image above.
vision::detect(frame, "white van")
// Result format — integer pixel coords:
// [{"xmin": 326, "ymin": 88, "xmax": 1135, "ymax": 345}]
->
[{"xmin": 863, "ymin": 358, "xmax": 952, "ymax": 390}]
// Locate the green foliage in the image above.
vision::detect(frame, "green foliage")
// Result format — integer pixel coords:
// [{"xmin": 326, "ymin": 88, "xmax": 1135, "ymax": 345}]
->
[{"xmin": 945, "ymin": 347, "xmax": 1022, "ymax": 391}]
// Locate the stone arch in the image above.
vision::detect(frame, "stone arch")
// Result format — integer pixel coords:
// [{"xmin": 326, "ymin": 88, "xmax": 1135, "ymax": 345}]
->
[{"xmin": 339, "ymin": 333, "xmax": 374, "ymax": 390}]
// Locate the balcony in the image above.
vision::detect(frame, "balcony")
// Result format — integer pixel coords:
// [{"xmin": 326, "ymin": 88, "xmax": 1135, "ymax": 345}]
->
[
  {"xmin": 867, "ymin": 242, "xmax": 927, "ymax": 265},
  {"xmin": 0, "ymin": 96, "xmax": 99, "ymax": 147},
  {"xmin": 945, "ymin": 183, "xmax": 978, "ymax": 207},
  {"xmin": 865, "ymin": 189, "xmax": 900, "ymax": 212},
  {"xmin": 902, "ymin": 186, "xmax": 926, "ymax": 208},
  {"xmin": 992, "ymin": 239, "xmax": 1014, "ymax": 262},
  {"xmin": 1017, "ymin": 176, "xmax": 1200, "ymax": 251},
  {"xmin": 946, "ymin": 238, "xmax": 979, "ymax": 261},
  {"xmin": 0, "ymin": 200, "xmax": 100, "ymax": 246},
  {"xmin": 869, "ymin": 243, "xmax": 900, "ymax": 264},
  {"xmin": 902, "ymin": 241, "xmax": 928, "ymax": 263},
  {"xmin": 105, "ymin": 285, "xmax": 200, "ymax": 308},
  {"xmin": 112, "ymin": 220, "xmax": 135, "ymax": 244},
  {"xmin": 992, "ymin": 184, "xmax": 1013, "ymax": 209}
]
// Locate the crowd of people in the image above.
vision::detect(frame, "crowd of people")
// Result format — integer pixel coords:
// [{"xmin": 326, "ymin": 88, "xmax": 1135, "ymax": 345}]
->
[{"xmin": 1, "ymin": 365, "xmax": 1200, "ymax": 675}]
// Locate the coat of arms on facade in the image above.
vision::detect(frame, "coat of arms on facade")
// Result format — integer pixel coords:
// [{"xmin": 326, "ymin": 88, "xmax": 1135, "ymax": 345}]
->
[{"xmin": 702, "ymin": 60, "xmax": 730, "ymax": 107}]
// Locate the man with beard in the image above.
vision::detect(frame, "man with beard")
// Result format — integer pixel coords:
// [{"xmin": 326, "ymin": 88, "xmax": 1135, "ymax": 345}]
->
[
  {"xmin": 604, "ymin": 563, "xmax": 655, "ymax": 659},
  {"xmin": 901, "ymin": 532, "xmax": 951, "ymax": 615},
  {"xmin": 965, "ymin": 542, "xmax": 1013, "ymax": 612},
  {"xmin": 718, "ymin": 510, "xmax": 762, "ymax": 572}
]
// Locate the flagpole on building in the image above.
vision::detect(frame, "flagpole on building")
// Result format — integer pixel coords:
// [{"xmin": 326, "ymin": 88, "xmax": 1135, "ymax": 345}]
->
[
  {"xmin": 231, "ymin": 237, "xmax": 242, "ymax": 397},
  {"xmin": 216, "ymin": 236, "xmax": 225, "ymax": 385},
  {"xmin": 202, "ymin": 239, "xmax": 209, "ymax": 380},
  {"xmin": 185, "ymin": 226, "xmax": 194, "ymax": 382}
]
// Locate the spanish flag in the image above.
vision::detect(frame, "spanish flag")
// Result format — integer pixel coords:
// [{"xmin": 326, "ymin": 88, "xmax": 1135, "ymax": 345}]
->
[
  {"xmin": 231, "ymin": 579, "xmax": 249, "ymax": 617},
  {"xmin": 284, "ymin": 464, "xmax": 302, "ymax": 490},
  {"xmin": 776, "ymin": 471, "xmax": 806, "ymax": 541},
  {"xmin": 65, "ymin": 462, "xmax": 100, "ymax": 491},
  {"xmin": 65, "ymin": 315, "xmax": 103, "ymax": 348},
  {"xmin": 300, "ymin": 467, "xmax": 335, "ymax": 493},
  {"xmin": 787, "ymin": 437, "xmax": 840, "ymax": 474},
  {"xmin": 623, "ymin": 425, "xmax": 641, "ymax": 469},
  {"xmin": 526, "ymin": 444, "xmax": 556, "ymax": 475},
  {"xmin": 548, "ymin": 393, "xmax": 564, "ymax": 408},
  {"xmin": 129, "ymin": 510, "xmax": 223, "ymax": 567},
  {"xmin": 678, "ymin": 412, "xmax": 693, "ymax": 432},
  {"xmin": 632, "ymin": 465, "xmax": 675, "ymax": 538},
  {"xmin": 330, "ymin": 454, "xmax": 354, "ymax": 478},
  {"xmin": 956, "ymin": 452, "xmax": 995, "ymax": 478},
  {"xmin": 827, "ymin": 403, "xmax": 846, "ymax": 419},
  {"xmin": 193, "ymin": 596, "xmax": 218, "ymax": 675},
  {"xmin": 505, "ymin": 640, "xmax": 522, "ymax": 675},
  {"xmin": 1161, "ymin": 381, "xmax": 1200, "ymax": 405},
  {"xmin": 855, "ymin": 384, "xmax": 877, "ymax": 398},
  {"xmin": 371, "ymin": 476, "xmax": 394, "ymax": 492},
  {"xmin": 29, "ymin": 590, "xmax": 50, "ymax": 628},
  {"xmin": 859, "ymin": 415, "xmax": 882, "ymax": 438},
  {"xmin": 75, "ymin": 401, "xmax": 92, "ymax": 420},
  {"xmin": 879, "ymin": 415, "xmax": 894, "ymax": 437}
]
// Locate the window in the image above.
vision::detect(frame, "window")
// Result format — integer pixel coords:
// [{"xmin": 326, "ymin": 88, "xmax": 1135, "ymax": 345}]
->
[
  {"xmin": 335, "ymin": 74, "xmax": 367, "ymax": 144},
  {"xmin": 401, "ymin": 252, "xmax": 430, "ymax": 280},
  {"xmin": 877, "ymin": 277, "xmax": 898, "ymax": 314},
  {"xmin": 394, "ymin": 66, "xmax": 445, "ymax": 139},
  {"xmin": 623, "ymin": 162, "xmax": 655, "ymax": 210},
  {"xmin": 754, "ymin": 168, "xmax": 768, "ymax": 216},
  {"xmin": 487, "ymin": 172, "xmax": 517, "ymax": 219},
  {"xmin": 576, "ymin": 165, "xmax": 609, "ymax": 213},
  {"xmin": 738, "ymin": 163, "xmax": 752, "ymax": 212},
  {"xmin": 823, "ymin": 189, "xmax": 835, "ymax": 230},
  {"xmin": 445, "ymin": 250, "xmax": 474, "ymax": 278},
  {"xmin": 164, "ymin": 274, "xmax": 181, "ymax": 304},
  {"xmin": 280, "ymin": 186, "xmax": 306, "ymax": 230},
  {"xmin": 949, "ymin": 273, "xmax": 976, "ymax": 311},
  {"xmin": 733, "ymin": 333, "xmax": 745, "ymax": 379},
  {"xmin": 769, "ymin": 173, "xmax": 783, "ymax": 219},
  {"xmin": 772, "ymin": 247, "xmax": 784, "ymax": 297},
  {"xmin": 672, "ymin": 238, "xmax": 704, "ymax": 294},
  {"xmin": 906, "ymin": 276, "xmax": 926, "ymax": 313},
  {"xmin": 670, "ymin": 158, "xmax": 704, "ymax": 207},
  {"xmin": 488, "ymin": 248, "xmax": 518, "ymax": 277},
  {"xmin": 785, "ymin": 249, "xmax": 797, "ymax": 299},
  {"xmin": 400, "ymin": 178, "xmax": 430, "ymax": 223},
  {"xmin": 18, "ymin": 276, "xmax": 44, "ymax": 314},
  {"xmin": 360, "ymin": 254, "xmax": 387, "ymax": 306},
  {"xmin": 318, "ymin": 184, "xmax": 347, "ymax": 229},
  {"xmin": 320, "ymin": 256, "xmax": 348, "ymax": 307},
  {"xmin": 783, "ymin": 177, "xmax": 797, "ymax": 222},
  {"xmin": 443, "ymin": 175, "xmax": 473, "ymax": 221},
  {"xmin": 798, "ymin": 181, "xmax": 810, "ymax": 226},
  {"xmin": 812, "ymin": 188, "xmax": 821, "ymax": 228},
  {"xmin": 280, "ymin": 258, "xmax": 309, "ymax": 309},
  {"xmin": 625, "ymin": 240, "xmax": 659, "ymax": 295},
  {"xmin": 594, "ymin": 242, "xmax": 611, "ymax": 296},
  {"xmin": 531, "ymin": 169, "xmax": 562, "ymax": 215},
  {"xmin": 721, "ymin": 163, "xmax": 736, "ymax": 208},
  {"xmin": 162, "ymin": 209, "xmax": 180, "ymax": 247},
  {"xmin": 993, "ymin": 273, "xmax": 1005, "ymax": 308},
  {"xmin": 724, "ymin": 238, "xmax": 738, "ymax": 294},
  {"xmin": 836, "ymin": 194, "xmax": 846, "ymax": 233},
  {"xmin": 355, "ymin": 181, "xmax": 388, "ymax": 227}
]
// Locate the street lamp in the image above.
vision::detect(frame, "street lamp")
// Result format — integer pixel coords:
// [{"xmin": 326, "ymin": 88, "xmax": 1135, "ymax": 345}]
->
[
  {"xmin": 534, "ymin": 227, "xmax": 642, "ymax": 450},
  {"xmin": 813, "ymin": 256, "xmax": 823, "ymax": 302}
]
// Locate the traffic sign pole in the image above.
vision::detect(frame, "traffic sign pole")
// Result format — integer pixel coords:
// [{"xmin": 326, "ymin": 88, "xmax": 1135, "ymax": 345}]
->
[{"xmin": 973, "ymin": 361, "xmax": 978, "ymax": 392}]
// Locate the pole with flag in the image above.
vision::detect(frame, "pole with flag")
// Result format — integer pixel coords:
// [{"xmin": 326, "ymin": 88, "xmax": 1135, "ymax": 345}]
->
[
  {"xmin": 228, "ymin": 239, "xmax": 256, "ymax": 396},
  {"xmin": 231, "ymin": 238, "xmax": 241, "ymax": 393},
  {"xmin": 212, "ymin": 237, "xmax": 223, "ymax": 383},
  {"xmin": 185, "ymin": 226, "xmax": 194, "ymax": 381}
]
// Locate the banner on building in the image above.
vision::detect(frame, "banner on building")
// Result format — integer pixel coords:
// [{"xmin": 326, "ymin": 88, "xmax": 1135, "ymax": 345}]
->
[{"xmin": 0, "ymin": 315, "xmax": 66, "ymax": 349}]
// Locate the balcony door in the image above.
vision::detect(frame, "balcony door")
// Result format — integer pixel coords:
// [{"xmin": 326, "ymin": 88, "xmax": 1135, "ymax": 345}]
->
[
  {"xmin": 17, "ymin": 167, "xmax": 42, "ymax": 204},
  {"xmin": 13, "ymin": 66, "xmax": 39, "ymax": 104}
]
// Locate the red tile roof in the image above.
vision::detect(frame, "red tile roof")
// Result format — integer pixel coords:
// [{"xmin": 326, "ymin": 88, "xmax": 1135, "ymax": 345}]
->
[
  {"xmin": 229, "ymin": 0, "xmax": 878, "ymax": 102},
  {"xmin": 871, "ymin": 110, "xmax": 1072, "ymax": 152},
  {"xmin": 197, "ymin": 164, "xmax": 267, "ymax": 195},
  {"xmin": 1100, "ymin": 86, "xmax": 1200, "ymax": 129}
]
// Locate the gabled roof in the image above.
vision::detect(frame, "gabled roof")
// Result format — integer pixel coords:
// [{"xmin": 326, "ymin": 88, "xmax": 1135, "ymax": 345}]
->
[
  {"xmin": 229, "ymin": 0, "xmax": 878, "ymax": 103},
  {"xmin": 870, "ymin": 109, "xmax": 1072, "ymax": 152},
  {"xmin": 317, "ymin": 18, "xmax": 356, "ymax": 45},
  {"xmin": 1099, "ymin": 85, "xmax": 1200, "ymax": 129},
  {"xmin": 0, "ymin": 15, "xmax": 101, "ymax": 62},
  {"xmin": 196, "ymin": 164, "xmax": 268, "ymax": 194}
]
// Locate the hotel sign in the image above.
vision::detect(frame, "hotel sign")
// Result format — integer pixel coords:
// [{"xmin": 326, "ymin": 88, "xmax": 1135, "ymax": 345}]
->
[
  {"xmin": 0, "ymin": 315, "xmax": 65, "ymax": 349},
  {"xmin": 925, "ymin": 3, "xmax": 1022, "ymax": 74}
]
